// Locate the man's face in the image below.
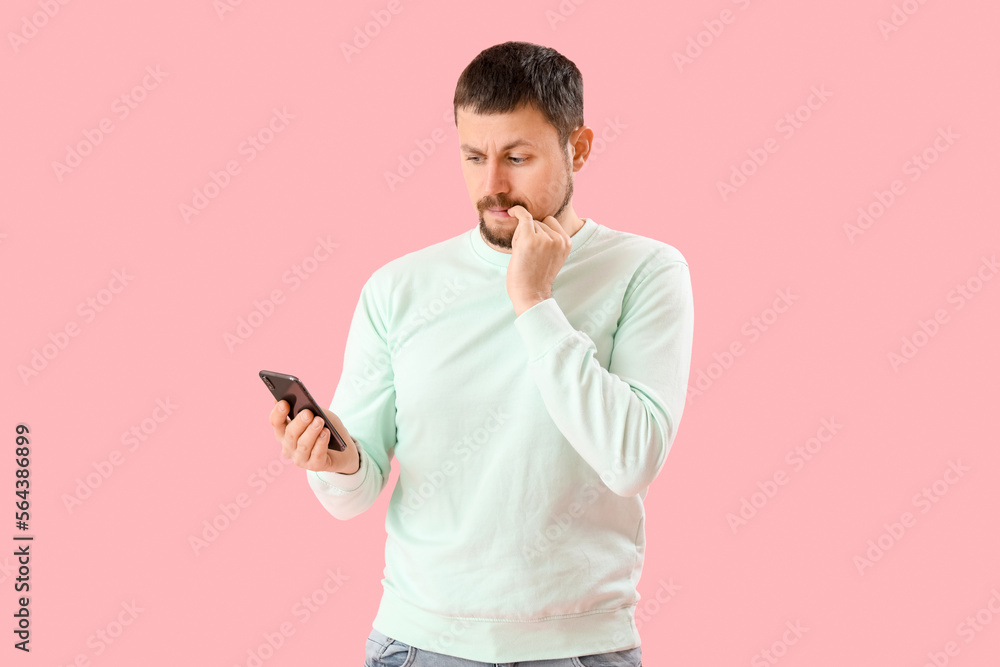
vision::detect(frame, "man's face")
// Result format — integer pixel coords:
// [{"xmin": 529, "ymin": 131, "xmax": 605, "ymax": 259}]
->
[{"xmin": 457, "ymin": 103, "xmax": 576, "ymax": 250}]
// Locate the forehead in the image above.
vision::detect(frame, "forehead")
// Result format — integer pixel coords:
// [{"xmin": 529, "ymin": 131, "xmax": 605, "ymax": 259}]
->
[{"xmin": 457, "ymin": 104, "xmax": 557, "ymax": 150}]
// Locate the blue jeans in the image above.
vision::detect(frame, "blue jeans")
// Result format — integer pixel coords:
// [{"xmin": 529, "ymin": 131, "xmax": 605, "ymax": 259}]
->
[{"xmin": 364, "ymin": 628, "xmax": 642, "ymax": 667}]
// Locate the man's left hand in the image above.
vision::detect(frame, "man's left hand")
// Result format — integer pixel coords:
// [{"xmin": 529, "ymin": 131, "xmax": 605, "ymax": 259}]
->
[{"xmin": 505, "ymin": 205, "xmax": 572, "ymax": 317}]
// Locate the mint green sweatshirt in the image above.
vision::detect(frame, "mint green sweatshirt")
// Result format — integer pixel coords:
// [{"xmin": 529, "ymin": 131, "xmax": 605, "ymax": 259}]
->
[{"xmin": 307, "ymin": 217, "xmax": 694, "ymax": 662}]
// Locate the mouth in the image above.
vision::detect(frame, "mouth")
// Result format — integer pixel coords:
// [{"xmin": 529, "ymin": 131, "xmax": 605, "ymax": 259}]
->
[{"xmin": 487, "ymin": 209, "xmax": 512, "ymax": 218}]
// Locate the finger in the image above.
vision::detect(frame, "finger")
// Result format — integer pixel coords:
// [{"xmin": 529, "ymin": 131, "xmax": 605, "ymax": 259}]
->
[
  {"xmin": 507, "ymin": 205, "xmax": 536, "ymax": 233},
  {"xmin": 270, "ymin": 401, "xmax": 282, "ymax": 428},
  {"xmin": 292, "ymin": 415, "xmax": 324, "ymax": 467},
  {"xmin": 296, "ymin": 417, "xmax": 323, "ymax": 459},
  {"xmin": 271, "ymin": 401, "xmax": 289, "ymax": 445},
  {"xmin": 540, "ymin": 215, "xmax": 570, "ymax": 243},
  {"xmin": 283, "ymin": 414, "xmax": 306, "ymax": 461},
  {"xmin": 532, "ymin": 217, "xmax": 558, "ymax": 241},
  {"xmin": 271, "ymin": 400, "xmax": 290, "ymax": 428},
  {"xmin": 308, "ymin": 427, "xmax": 332, "ymax": 469},
  {"xmin": 284, "ymin": 410, "xmax": 314, "ymax": 464}
]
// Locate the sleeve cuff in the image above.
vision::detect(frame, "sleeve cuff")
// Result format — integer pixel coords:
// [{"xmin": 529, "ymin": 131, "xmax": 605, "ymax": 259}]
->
[
  {"xmin": 311, "ymin": 437, "xmax": 369, "ymax": 493},
  {"xmin": 513, "ymin": 297, "xmax": 577, "ymax": 360}
]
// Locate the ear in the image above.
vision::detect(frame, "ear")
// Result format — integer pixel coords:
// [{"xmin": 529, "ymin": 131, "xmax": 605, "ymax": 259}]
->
[{"xmin": 569, "ymin": 125, "xmax": 594, "ymax": 171}]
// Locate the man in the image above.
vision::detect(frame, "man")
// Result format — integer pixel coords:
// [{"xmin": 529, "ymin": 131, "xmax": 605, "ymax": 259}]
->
[{"xmin": 269, "ymin": 41, "xmax": 693, "ymax": 666}]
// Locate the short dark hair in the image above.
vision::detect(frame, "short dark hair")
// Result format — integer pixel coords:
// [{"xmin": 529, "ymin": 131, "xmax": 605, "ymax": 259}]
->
[{"xmin": 453, "ymin": 41, "xmax": 584, "ymax": 150}]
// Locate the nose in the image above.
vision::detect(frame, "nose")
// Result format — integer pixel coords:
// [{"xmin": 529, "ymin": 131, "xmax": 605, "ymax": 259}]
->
[{"xmin": 483, "ymin": 158, "xmax": 509, "ymax": 199}]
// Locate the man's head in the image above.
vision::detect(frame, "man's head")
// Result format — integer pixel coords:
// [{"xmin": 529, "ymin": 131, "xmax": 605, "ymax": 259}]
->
[{"xmin": 454, "ymin": 41, "xmax": 593, "ymax": 251}]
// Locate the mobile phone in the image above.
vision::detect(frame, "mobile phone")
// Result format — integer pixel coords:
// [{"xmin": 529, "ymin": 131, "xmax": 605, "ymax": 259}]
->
[{"xmin": 259, "ymin": 370, "xmax": 348, "ymax": 451}]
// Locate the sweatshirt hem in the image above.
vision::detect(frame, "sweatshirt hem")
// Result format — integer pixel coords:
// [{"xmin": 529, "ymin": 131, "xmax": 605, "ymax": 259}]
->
[{"xmin": 371, "ymin": 586, "xmax": 640, "ymax": 662}]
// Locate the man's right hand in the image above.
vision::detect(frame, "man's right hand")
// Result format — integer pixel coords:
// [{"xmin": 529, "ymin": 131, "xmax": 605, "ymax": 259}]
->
[{"xmin": 270, "ymin": 401, "xmax": 361, "ymax": 475}]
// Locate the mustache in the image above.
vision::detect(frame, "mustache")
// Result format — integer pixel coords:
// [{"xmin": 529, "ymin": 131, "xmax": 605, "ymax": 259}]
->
[{"xmin": 480, "ymin": 198, "xmax": 525, "ymax": 211}]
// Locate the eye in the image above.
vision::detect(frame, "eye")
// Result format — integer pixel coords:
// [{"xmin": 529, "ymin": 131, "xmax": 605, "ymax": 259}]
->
[{"xmin": 464, "ymin": 156, "xmax": 528, "ymax": 164}]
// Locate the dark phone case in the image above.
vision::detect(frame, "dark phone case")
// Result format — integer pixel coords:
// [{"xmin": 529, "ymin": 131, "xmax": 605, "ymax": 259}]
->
[{"xmin": 259, "ymin": 370, "xmax": 348, "ymax": 451}]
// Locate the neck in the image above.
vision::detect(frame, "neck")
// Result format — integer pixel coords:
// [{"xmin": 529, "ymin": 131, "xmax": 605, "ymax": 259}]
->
[{"xmin": 562, "ymin": 215, "xmax": 586, "ymax": 238}]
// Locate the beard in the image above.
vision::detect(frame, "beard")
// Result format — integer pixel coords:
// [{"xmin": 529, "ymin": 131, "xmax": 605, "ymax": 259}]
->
[{"xmin": 477, "ymin": 156, "xmax": 574, "ymax": 250}]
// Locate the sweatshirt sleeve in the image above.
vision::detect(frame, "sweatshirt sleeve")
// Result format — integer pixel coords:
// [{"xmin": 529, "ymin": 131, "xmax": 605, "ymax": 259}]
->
[
  {"xmin": 306, "ymin": 276, "xmax": 396, "ymax": 520},
  {"xmin": 513, "ymin": 254, "xmax": 694, "ymax": 497}
]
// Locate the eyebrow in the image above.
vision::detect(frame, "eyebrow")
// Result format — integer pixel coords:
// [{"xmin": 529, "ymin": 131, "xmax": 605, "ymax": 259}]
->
[{"xmin": 460, "ymin": 140, "xmax": 537, "ymax": 154}]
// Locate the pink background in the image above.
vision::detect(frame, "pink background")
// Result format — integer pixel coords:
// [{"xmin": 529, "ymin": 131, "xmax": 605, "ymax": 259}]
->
[{"xmin": 3, "ymin": 1, "xmax": 999, "ymax": 665}]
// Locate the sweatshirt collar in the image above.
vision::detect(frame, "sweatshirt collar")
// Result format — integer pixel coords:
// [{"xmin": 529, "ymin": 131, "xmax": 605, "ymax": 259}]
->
[{"xmin": 468, "ymin": 217, "xmax": 597, "ymax": 267}]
